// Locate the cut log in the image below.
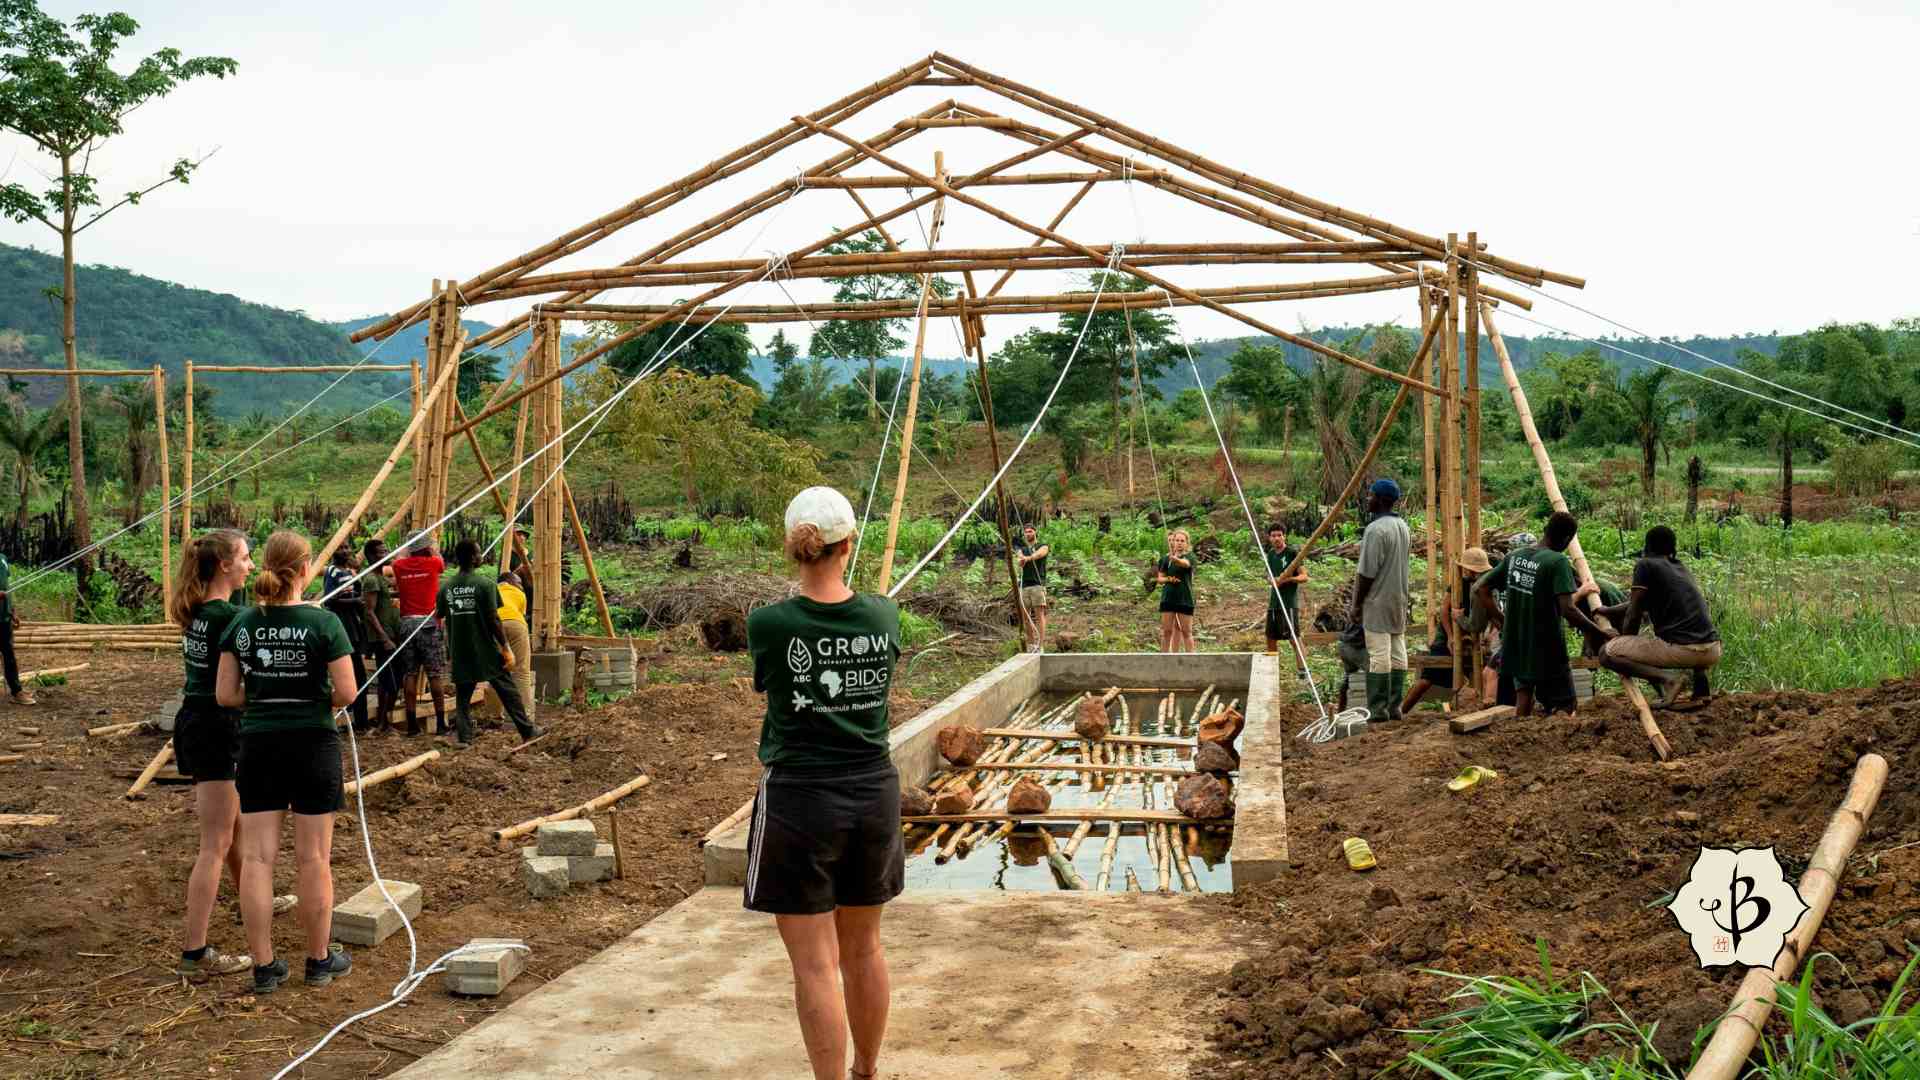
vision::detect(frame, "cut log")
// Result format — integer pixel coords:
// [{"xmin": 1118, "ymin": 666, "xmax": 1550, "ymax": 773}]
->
[
  {"xmin": 492, "ymin": 774, "xmax": 651, "ymax": 848},
  {"xmin": 1448, "ymin": 705, "xmax": 1515, "ymax": 734}
]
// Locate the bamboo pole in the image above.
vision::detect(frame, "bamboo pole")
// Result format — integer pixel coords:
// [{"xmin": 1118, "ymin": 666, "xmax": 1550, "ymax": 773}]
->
[
  {"xmin": 806, "ymin": 168, "xmax": 1161, "ymax": 189},
  {"xmin": 1170, "ymin": 818, "xmax": 1201, "ymax": 891},
  {"xmin": 343, "ymin": 750, "xmax": 440, "ymax": 795},
  {"xmin": 974, "ymin": 728, "xmax": 1193, "ymax": 749},
  {"xmin": 311, "ymin": 333, "xmax": 463, "ymax": 574},
  {"xmin": 491, "ymin": 773, "xmax": 652, "ymax": 848},
  {"xmin": 152, "ymin": 365, "xmax": 170, "ymax": 613},
  {"xmin": 1420, "ymin": 285, "xmax": 1438, "ymax": 642},
  {"xmin": 1276, "ymin": 305, "xmax": 1446, "ymax": 582},
  {"xmin": 562, "ymin": 478, "xmax": 617, "ymax": 638},
  {"xmin": 1124, "ymin": 867, "xmax": 1143, "ymax": 893},
  {"xmin": 444, "ymin": 398, "xmax": 516, "ymax": 522},
  {"xmin": 0, "ymin": 367, "xmax": 144, "ymax": 376},
  {"xmin": 0, "ymin": 813, "xmax": 58, "ymax": 825},
  {"xmin": 1095, "ymin": 824, "xmax": 1121, "ymax": 891},
  {"xmin": 181, "ymin": 361, "xmax": 193, "ymax": 539},
  {"xmin": 873, "ymin": 151, "xmax": 947, "ymax": 593},
  {"xmin": 532, "ymin": 323, "xmax": 566, "ymax": 652},
  {"xmin": 375, "ymin": 492, "xmax": 416, "ymax": 542},
  {"xmin": 1446, "ymin": 238, "xmax": 1464, "ymax": 691},
  {"xmin": 125, "ymin": 743, "xmax": 175, "ymax": 799},
  {"xmin": 903, "ymin": 808, "xmax": 1226, "ymax": 825},
  {"xmin": 964, "ymin": 762, "xmax": 1194, "ymax": 776},
  {"xmin": 1483, "ymin": 304, "xmax": 1670, "ymax": 759},
  {"xmin": 498, "ymin": 397, "xmax": 531, "ymax": 575},
  {"xmin": 1685, "ymin": 754, "xmax": 1888, "ymax": 1080},
  {"xmin": 1036, "ymin": 828, "xmax": 1087, "ymax": 890},
  {"xmin": 23, "ymin": 663, "xmax": 87, "ymax": 680},
  {"xmin": 959, "ymin": 284, "xmax": 1036, "ymax": 647},
  {"xmin": 703, "ymin": 799, "xmax": 756, "ymax": 846},
  {"xmin": 1464, "ymin": 234, "xmax": 1484, "ymax": 678},
  {"xmin": 188, "ymin": 364, "xmax": 412, "ymax": 373},
  {"xmin": 609, "ymin": 810, "xmax": 626, "ymax": 880},
  {"xmin": 87, "ymin": 719, "xmax": 145, "ymax": 738}
]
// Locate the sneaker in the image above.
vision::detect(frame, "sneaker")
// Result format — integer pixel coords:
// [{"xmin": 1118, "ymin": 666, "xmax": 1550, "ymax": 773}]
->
[
  {"xmin": 179, "ymin": 945, "xmax": 252, "ymax": 977},
  {"xmin": 305, "ymin": 944, "xmax": 352, "ymax": 987},
  {"xmin": 272, "ymin": 894, "xmax": 298, "ymax": 916},
  {"xmin": 11, "ymin": 690, "xmax": 35, "ymax": 706},
  {"xmin": 252, "ymin": 958, "xmax": 290, "ymax": 995}
]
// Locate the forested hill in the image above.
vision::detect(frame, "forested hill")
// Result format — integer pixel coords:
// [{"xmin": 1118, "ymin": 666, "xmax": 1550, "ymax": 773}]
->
[{"xmin": 0, "ymin": 242, "xmax": 407, "ymax": 415}]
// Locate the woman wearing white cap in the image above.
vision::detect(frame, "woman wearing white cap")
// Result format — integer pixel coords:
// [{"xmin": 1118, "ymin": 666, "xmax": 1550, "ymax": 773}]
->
[{"xmin": 744, "ymin": 485, "xmax": 904, "ymax": 1080}]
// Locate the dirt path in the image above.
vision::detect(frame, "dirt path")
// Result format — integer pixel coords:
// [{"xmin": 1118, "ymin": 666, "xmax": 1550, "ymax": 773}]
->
[
  {"xmin": 1198, "ymin": 678, "xmax": 1920, "ymax": 1078},
  {"xmin": 0, "ymin": 645, "xmax": 946, "ymax": 1080}
]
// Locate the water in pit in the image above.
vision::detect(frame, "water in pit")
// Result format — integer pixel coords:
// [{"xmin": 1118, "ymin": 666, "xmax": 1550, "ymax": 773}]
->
[{"xmin": 905, "ymin": 689, "xmax": 1239, "ymax": 893}]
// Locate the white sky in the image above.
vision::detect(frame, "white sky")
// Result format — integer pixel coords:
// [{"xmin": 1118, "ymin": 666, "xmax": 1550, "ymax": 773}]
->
[{"xmin": 3, "ymin": 0, "xmax": 1916, "ymax": 358}]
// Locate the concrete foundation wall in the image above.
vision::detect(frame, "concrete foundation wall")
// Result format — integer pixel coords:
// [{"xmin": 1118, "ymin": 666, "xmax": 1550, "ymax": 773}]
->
[{"xmin": 1230, "ymin": 652, "xmax": 1288, "ymax": 887}]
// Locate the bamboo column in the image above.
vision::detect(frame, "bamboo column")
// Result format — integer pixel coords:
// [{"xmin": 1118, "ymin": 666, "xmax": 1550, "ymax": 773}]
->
[
  {"xmin": 1483, "ymin": 304, "xmax": 1670, "ymax": 759},
  {"xmin": 958, "ymin": 281, "xmax": 1034, "ymax": 646},
  {"xmin": 409, "ymin": 359, "xmax": 424, "ymax": 514},
  {"xmin": 499, "ymin": 397, "xmax": 530, "ymax": 575},
  {"xmin": 180, "ymin": 360, "xmax": 194, "ymax": 540},
  {"xmin": 874, "ymin": 152, "xmax": 947, "ymax": 593},
  {"xmin": 531, "ymin": 322, "xmax": 567, "ymax": 653},
  {"xmin": 1420, "ymin": 284, "xmax": 1438, "ymax": 641},
  {"xmin": 1443, "ymin": 239, "xmax": 1465, "ymax": 691},
  {"xmin": 1463, "ymin": 233, "xmax": 1483, "ymax": 678},
  {"xmin": 153, "ymin": 365, "xmax": 170, "ymax": 613},
  {"xmin": 412, "ymin": 282, "xmax": 444, "ymax": 534},
  {"xmin": 562, "ymin": 478, "xmax": 617, "ymax": 637}
]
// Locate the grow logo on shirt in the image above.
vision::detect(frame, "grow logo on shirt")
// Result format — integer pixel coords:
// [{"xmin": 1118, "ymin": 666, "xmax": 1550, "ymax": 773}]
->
[
  {"xmin": 234, "ymin": 627, "xmax": 252, "ymax": 654},
  {"xmin": 799, "ymin": 631, "xmax": 893, "ymax": 707},
  {"xmin": 241, "ymin": 624, "xmax": 314, "ymax": 677}
]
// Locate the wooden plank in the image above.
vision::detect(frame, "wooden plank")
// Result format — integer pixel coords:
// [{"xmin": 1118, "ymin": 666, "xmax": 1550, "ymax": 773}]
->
[
  {"xmin": 1448, "ymin": 705, "xmax": 1514, "ymax": 734},
  {"xmin": 902, "ymin": 808, "xmax": 1227, "ymax": 825}
]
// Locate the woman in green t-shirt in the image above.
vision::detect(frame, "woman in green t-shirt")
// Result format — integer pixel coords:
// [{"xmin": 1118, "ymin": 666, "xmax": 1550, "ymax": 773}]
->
[
  {"xmin": 1156, "ymin": 528, "xmax": 1196, "ymax": 653},
  {"xmin": 743, "ymin": 486, "xmax": 902, "ymax": 1080},
  {"xmin": 215, "ymin": 530, "xmax": 358, "ymax": 995},
  {"xmin": 169, "ymin": 528, "xmax": 255, "ymax": 978}
]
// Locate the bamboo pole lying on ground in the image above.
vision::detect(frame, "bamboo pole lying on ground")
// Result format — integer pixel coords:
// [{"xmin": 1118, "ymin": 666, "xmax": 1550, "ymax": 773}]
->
[
  {"xmin": 1685, "ymin": 753, "xmax": 1888, "ymax": 1080},
  {"xmin": 492, "ymin": 774, "xmax": 651, "ymax": 848},
  {"xmin": 125, "ymin": 744, "xmax": 175, "ymax": 799},
  {"xmin": 87, "ymin": 719, "xmax": 146, "ymax": 738},
  {"xmin": 0, "ymin": 754, "xmax": 23, "ymax": 765},
  {"xmin": 22, "ymin": 664, "xmax": 89, "ymax": 680},
  {"xmin": 0, "ymin": 814, "xmax": 58, "ymax": 826},
  {"xmin": 343, "ymin": 751, "xmax": 440, "ymax": 795},
  {"xmin": 1483, "ymin": 304, "xmax": 1670, "ymax": 760}
]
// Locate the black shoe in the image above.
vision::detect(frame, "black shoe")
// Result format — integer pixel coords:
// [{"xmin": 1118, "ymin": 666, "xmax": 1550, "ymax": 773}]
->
[
  {"xmin": 305, "ymin": 944, "xmax": 352, "ymax": 987},
  {"xmin": 252, "ymin": 958, "xmax": 289, "ymax": 995},
  {"xmin": 521, "ymin": 726, "xmax": 545, "ymax": 741}
]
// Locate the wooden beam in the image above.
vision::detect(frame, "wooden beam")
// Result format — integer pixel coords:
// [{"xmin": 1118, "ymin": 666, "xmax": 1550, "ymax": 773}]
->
[
  {"xmin": 0, "ymin": 367, "xmax": 144, "ymax": 377},
  {"xmin": 1448, "ymin": 705, "xmax": 1513, "ymax": 734},
  {"xmin": 561, "ymin": 477, "xmax": 617, "ymax": 638}
]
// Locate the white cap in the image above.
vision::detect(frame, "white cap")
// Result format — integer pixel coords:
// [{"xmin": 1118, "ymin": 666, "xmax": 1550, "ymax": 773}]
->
[{"xmin": 785, "ymin": 486, "xmax": 857, "ymax": 545}]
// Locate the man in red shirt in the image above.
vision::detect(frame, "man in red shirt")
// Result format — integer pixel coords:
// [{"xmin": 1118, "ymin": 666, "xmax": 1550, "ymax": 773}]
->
[{"xmin": 391, "ymin": 541, "xmax": 449, "ymax": 736}]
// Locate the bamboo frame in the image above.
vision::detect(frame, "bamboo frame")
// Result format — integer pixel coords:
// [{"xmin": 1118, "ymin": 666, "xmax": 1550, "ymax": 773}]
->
[
  {"xmin": 181, "ymin": 361, "xmax": 193, "ymax": 541},
  {"xmin": 562, "ymin": 477, "xmax": 617, "ymax": 638},
  {"xmin": 875, "ymin": 151, "xmax": 948, "ymax": 592},
  {"xmin": 153, "ymin": 365, "xmax": 170, "ymax": 613},
  {"xmin": 1446, "ymin": 238, "xmax": 1464, "ymax": 690},
  {"xmin": 804, "ymin": 168, "xmax": 1162, "ymax": 188}
]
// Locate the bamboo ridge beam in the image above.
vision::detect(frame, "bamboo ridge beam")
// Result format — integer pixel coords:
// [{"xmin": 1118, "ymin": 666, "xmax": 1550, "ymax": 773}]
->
[{"xmin": 802, "ymin": 168, "xmax": 1163, "ymax": 187}]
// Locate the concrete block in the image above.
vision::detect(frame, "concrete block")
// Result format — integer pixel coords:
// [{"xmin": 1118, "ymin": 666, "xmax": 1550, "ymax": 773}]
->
[
  {"xmin": 535, "ymin": 819, "xmax": 598, "ymax": 856},
  {"xmin": 151, "ymin": 693, "xmax": 184, "ymax": 733},
  {"xmin": 444, "ymin": 937, "xmax": 527, "ymax": 996},
  {"xmin": 568, "ymin": 842, "xmax": 617, "ymax": 884},
  {"xmin": 522, "ymin": 851, "xmax": 571, "ymax": 898},
  {"xmin": 331, "ymin": 880, "xmax": 423, "ymax": 946},
  {"xmin": 531, "ymin": 650, "xmax": 575, "ymax": 704}
]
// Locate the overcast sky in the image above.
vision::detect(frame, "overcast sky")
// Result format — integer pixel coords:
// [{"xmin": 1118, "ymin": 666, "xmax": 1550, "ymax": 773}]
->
[{"xmin": 3, "ymin": 0, "xmax": 1915, "ymax": 357}]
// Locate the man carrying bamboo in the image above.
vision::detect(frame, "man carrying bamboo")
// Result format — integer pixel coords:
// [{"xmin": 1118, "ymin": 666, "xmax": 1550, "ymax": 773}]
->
[
  {"xmin": 1347, "ymin": 479, "xmax": 1411, "ymax": 722},
  {"xmin": 1591, "ymin": 525, "xmax": 1721, "ymax": 707},
  {"xmin": 1477, "ymin": 513, "xmax": 1615, "ymax": 717},
  {"xmin": 1013, "ymin": 525, "xmax": 1049, "ymax": 651}
]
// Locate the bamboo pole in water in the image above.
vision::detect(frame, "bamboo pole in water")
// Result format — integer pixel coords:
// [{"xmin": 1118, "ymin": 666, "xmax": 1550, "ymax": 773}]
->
[
  {"xmin": 1037, "ymin": 828, "xmax": 1087, "ymax": 890},
  {"xmin": 1125, "ymin": 867, "xmax": 1143, "ymax": 893}
]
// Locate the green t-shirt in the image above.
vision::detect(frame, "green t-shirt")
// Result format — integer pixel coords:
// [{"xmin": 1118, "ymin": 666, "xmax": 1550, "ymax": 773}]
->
[
  {"xmin": 1486, "ymin": 547, "xmax": 1578, "ymax": 684},
  {"xmin": 1158, "ymin": 555, "xmax": 1195, "ymax": 612},
  {"xmin": 1016, "ymin": 542, "xmax": 1047, "ymax": 588},
  {"xmin": 218, "ymin": 604, "xmax": 353, "ymax": 734},
  {"xmin": 182, "ymin": 598, "xmax": 245, "ymax": 704},
  {"xmin": 436, "ymin": 570, "xmax": 507, "ymax": 683},
  {"xmin": 0, "ymin": 552, "xmax": 11, "ymax": 621},
  {"xmin": 1265, "ymin": 545, "xmax": 1300, "ymax": 613},
  {"xmin": 748, "ymin": 594, "xmax": 900, "ymax": 769},
  {"xmin": 364, "ymin": 571, "xmax": 402, "ymax": 644}
]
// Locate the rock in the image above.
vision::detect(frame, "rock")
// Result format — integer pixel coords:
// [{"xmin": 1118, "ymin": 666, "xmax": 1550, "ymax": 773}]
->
[
  {"xmin": 1197, "ymin": 706, "xmax": 1245, "ymax": 746},
  {"xmin": 936, "ymin": 724, "xmax": 986, "ymax": 766},
  {"xmin": 331, "ymin": 880, "xmax": 423, "ymax": 946},
  {"xmin": 900, "ymin": 786, "xmax": 935, "ymax": 817},
  {"xmin": 444, "ymin": 938, "xmax": 527, "ymax": 996},
  {"xmin": 1074, "ymin": 697, "xmax": 1110, "ymax": 742},
  {"xmin": 521, "ymin": 852, "xmax": 571, "ymax": 898},
  {"xmin": 568, "ymin": 842, "xmax": 618, "ymax": 884},
  {"xmin": 1193, "ymin": 741, "xmax": 1239, "ymax": 775},
  {"xmin": 1367, "ymin": 883, "xmax": 1402, "ymax": 910},
  {"xmin": 1005, "ymin": 776, "xmax": 1052, "ymax": 814},
  {"xmin": 1006, "ymin": 831, "xmax": 1046, "ymax": 866},
  {"xmin": 933, "ymin": 784, "xmax": 974, "ymax": 815},
  {"xmin": 535, "ymin": 819, "xmax": 598, "ymax": 857},
  {"xmin": 1174, "ymin": 774, "xmax": 1232, "ymax": 819}
]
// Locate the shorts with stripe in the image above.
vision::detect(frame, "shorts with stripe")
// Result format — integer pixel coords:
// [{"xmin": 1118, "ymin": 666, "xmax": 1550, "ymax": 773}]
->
[{"xmin": 743, "ymin": 758, "xmax": 905, "ymax": 916}]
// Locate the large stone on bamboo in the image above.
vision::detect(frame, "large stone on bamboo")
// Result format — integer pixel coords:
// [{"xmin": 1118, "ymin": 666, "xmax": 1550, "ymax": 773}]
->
[
  {"xmin": 1074, "ymin": 697, "xmax": 1110, "ymax": 742},
  {"xmin": 331, "ymin": 880, "xmax": 423, "ymax": 946},
  {"xmin": 1005, "ymin": 776, "xmax": 1052, "ymax": 815},
  {"xmin": 1174, "ymin": 774, "xmax": 1233, "ymax": 820},
  {"xmin": 1197, "ymin": 706, "xmax": 1245, "ymax": 747},
  {"xmin": 933, "ymin": 784, "xmax": 974, "ymax": 815},
  {"xmin": 444, "ymin": 938, "xmax": 527, "ymax": 996},
  {"xmin": 900, "ymin": 786, "xmax": 935, "ymax": 817},
  {"xmin": 535, "ymin": 819, "xmax": 599, "ymax": 856},
  {"xmin": 1194, "ymin": 740, "xmax": 1239, "ymax": 776},
  {"xmin": 936, "ymin": 724, "xmax": 986, "ymax": 767}
]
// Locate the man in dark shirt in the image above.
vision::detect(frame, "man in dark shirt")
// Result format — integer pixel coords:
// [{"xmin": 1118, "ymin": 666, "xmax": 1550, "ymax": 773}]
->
[
  {"xmin": 1013, "ymin": 525, "xmax": 1049, "ymax": 652},
  {"xmin": 1595, "ymin": 525, "xmax": 1722, "ymax": 707},
  {"xmin": 1478, "ymin": 512, "xmax": 1615, "ymax": 718}
]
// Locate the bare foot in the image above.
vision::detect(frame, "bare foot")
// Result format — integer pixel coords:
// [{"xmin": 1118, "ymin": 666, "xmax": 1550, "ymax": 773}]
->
[{"xmin": 1648, "ymin": 675, "xmax": 1684, "ymax": 709}]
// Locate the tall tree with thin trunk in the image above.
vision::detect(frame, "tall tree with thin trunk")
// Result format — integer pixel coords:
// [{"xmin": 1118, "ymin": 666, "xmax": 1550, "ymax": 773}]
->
[{"xmin": 0, "ymin": 1, "xmax": 236, "ymax": 573}]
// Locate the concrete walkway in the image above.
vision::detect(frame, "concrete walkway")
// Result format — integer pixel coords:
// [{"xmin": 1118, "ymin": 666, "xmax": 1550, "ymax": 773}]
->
[{"xmin": 395, "ymin": 888, "xmax": 1253, "ymax": 1079}]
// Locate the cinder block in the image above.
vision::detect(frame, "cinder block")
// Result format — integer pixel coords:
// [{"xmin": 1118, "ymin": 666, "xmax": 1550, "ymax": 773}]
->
[
  {"xmin": 522, "ymin": 851, "xmax": 570, "ymax": 898},
  {"xmin": 567, "ymin": 842, "xmax": 617, "ymax": 884},
  {"xmin": 535, "ymin": 819, "xmax": 598, "ymax": 856},
  {"xmin": 331, "ymin": 880, "xmax": 423, "ymax": 946},
  {"xmin": 444, "ymin": 937, "xmax": 527, "ymax": 996}
]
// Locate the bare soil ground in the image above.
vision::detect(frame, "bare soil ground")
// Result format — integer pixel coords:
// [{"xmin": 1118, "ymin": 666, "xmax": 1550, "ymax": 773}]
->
[
  {"xmin": 0, "ymin": 644, "xmax": 944, "ymax": 1080},
  {"xmin": 1199, "ymin": 677, "xmax": 1920, "ymax": 1078}
]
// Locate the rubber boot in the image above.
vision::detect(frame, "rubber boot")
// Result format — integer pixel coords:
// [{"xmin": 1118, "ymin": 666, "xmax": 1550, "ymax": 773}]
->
[
  {"xmin": 1388, "ymin": 670, "xmax": 1407, "ymax": 722},
  {"xmin": 1364, "ymin": 673, "xmax": 1390, "ymax": 722},
  {"xmin": 404, "ymin": 712, "xmax": 424, "ymax": 737}
]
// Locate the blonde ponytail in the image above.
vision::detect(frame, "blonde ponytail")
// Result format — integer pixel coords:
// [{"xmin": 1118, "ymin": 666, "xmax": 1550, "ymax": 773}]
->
[{"xmin": 252, "ymin": 530, "xmax": 312, "ymax": 605}]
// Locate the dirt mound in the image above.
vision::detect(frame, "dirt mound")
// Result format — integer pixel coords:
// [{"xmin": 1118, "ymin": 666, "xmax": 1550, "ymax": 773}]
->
[{"xmin": 1199, "ymin": 677, "xmax": 1920, "ymax": 1079}]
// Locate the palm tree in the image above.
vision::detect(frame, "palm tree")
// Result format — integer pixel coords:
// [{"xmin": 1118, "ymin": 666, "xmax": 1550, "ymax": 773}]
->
[
  {"xmin": 1607, "ymin": 368, "xmax": 1679, "ymax": 500},
  {"xmin": 106, "ymin": 381, "xmax": 158, "ymax": 527},
  {"xmin": 0, "ymin": 404, "xmax": 67, "ymax": 532}
]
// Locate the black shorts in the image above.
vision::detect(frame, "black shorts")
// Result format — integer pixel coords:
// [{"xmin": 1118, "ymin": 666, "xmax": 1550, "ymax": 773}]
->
[
  {"xmin": 173, "ymin": 700, "xmax": 239, "ymax": 784},
  {"xmin": 237, "ymin": 729, "xmax": 344, "ymax": 816},
  {"xmin": 1514, "ymin": 658, "xmax": 1577, "ymax": 714},
  {"xmin": 369, "ymin": 646, "xmax": 403, "ymax": 697},
  {"xmin": 1264, "ymin": 605, "xmax": 1300, "ymax": 642},
  {"xmin": 744, "ymin": 759, "xmax": 905, "ymax": 916},
  {"xmin": 1160, "ymin": 604, "xmax": 1194, "ymax": 617},
  {"xmin": 1422, "ymin": 643, "xmax": 1455, "ymax": 690}
]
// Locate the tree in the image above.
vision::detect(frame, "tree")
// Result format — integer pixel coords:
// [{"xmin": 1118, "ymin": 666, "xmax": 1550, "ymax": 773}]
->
[
  {"xmin": 1216, "ymin": 342, "xmax": 1301, "ymax": 441},
  {"xmin": 603, "ymin": 320, "xmax": 756, "ymax": 386},
  {"xmin": 457, "ymin": 349, "xmax": 499, "ymax": 406},
  {"xmin": 807, "ymin": 229, "xmax": 953, "ymax": 418},
  {"xmin": 105, "ymin": 377, "xmax": 153, "ymax": 526},
  {"xmin": 1605, "ymin": 367, "xmax": 1679, "ymax": 499},
  {"xmin": 1045, "ymin": 273, "xmax": 1176, "ymax": 482},
  {"xmin": 767, "ymin": 328, "xmax": 799, "ymax": 369},
  {"xmin": 0, "ymin": 399, "xmax": 63, "ymax": 530},
  {"xmin": 0, "ymin": 2, "xmax": 236, "ymax": 570},
  {"xmin": 1302, "ymin": 326, "xmax": 1407, "ymax": 504},
  {"xmin": 765, "ymin": 356, "xmax": 836, "ymax": 433}
]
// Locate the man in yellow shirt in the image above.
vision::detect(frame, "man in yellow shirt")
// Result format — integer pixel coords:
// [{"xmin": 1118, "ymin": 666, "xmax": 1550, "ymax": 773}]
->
[{"xmin": 496, "ymin": 572, "xmax": 534, "ymax": 725}]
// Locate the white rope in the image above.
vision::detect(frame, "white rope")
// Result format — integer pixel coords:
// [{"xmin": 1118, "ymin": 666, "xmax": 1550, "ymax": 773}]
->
[
  {"xmin": 1158, "ymin": 288, "xmax": 1332, "ymax": 724},
  {"xmin": 884, "ymin": 252, "xmax": 1122, "ymax": 598},
  {"xmin": 1121, "ymin": 301, "xmax": 1167, "ymax": 521}
]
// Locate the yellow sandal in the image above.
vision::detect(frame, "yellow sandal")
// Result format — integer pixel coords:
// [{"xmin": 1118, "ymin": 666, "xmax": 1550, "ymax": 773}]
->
[
  {"xmin": 1446, "ymin": 766, "xmax": 1499, "ymax": 793},
  {"xmin": 1341, "ymin": 836, "xmax": 1377, "ymax": 871}
]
